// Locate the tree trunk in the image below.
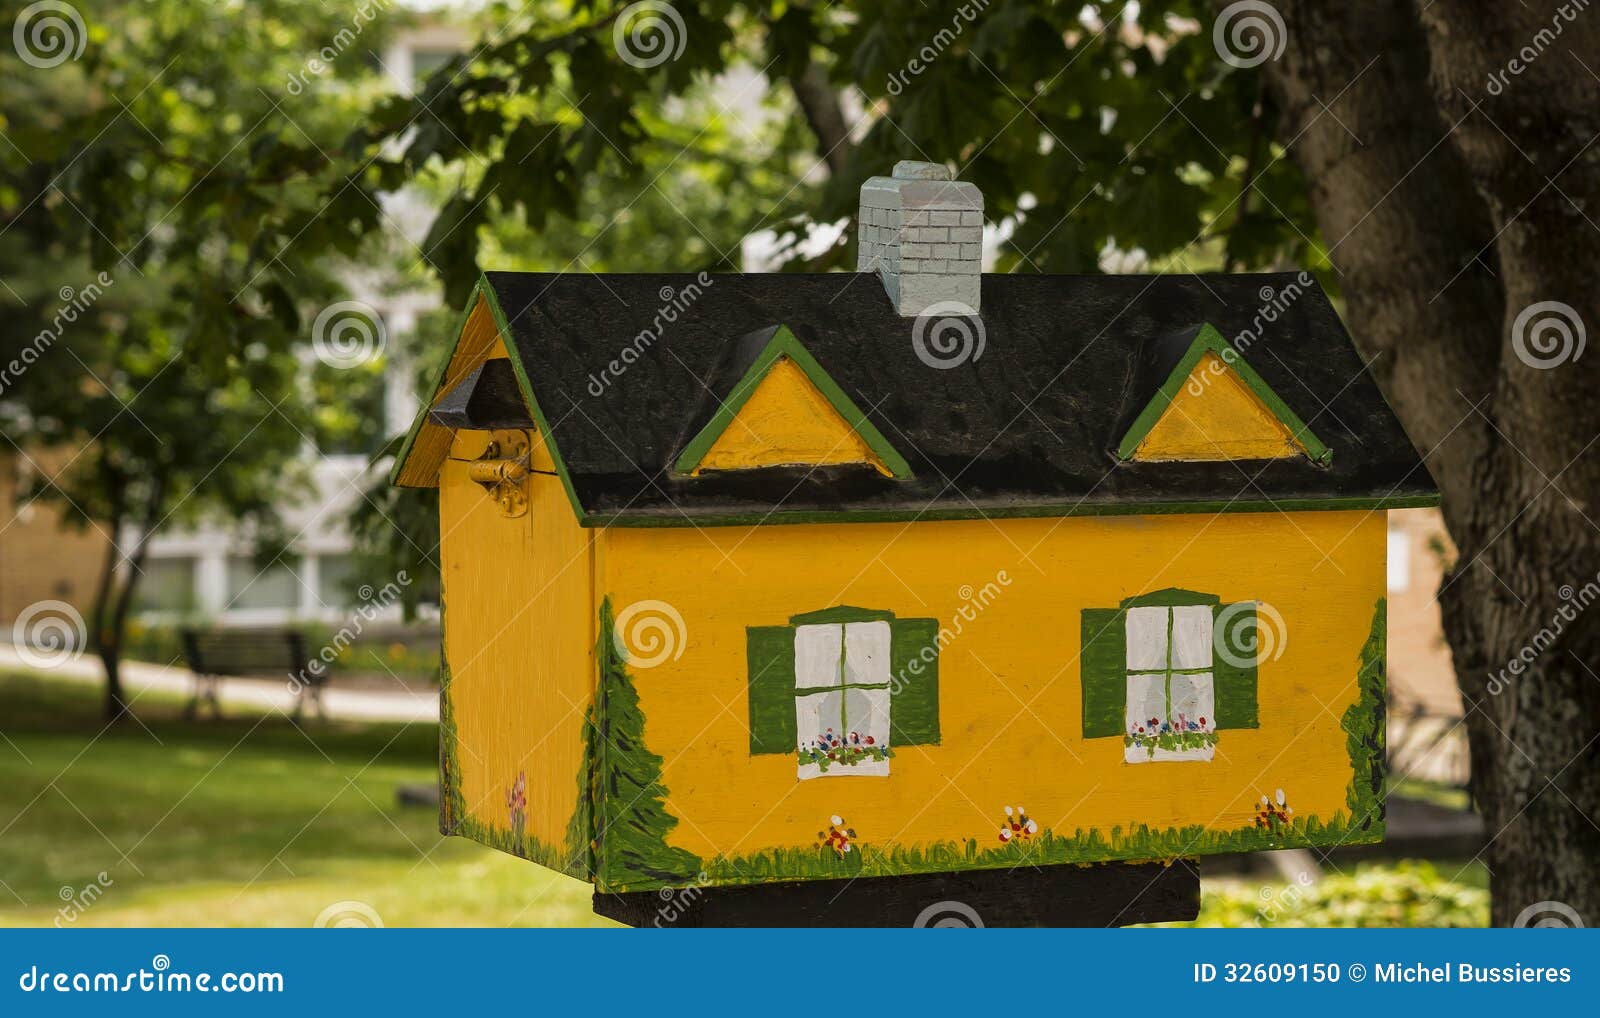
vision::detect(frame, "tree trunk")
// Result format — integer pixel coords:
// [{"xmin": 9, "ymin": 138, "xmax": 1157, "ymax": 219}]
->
[
  {"xmin": 1257, "ymin": 0, "xmax": 1600, "ymax": 924},
  {"xmin": 99, "ymin": 477, "xmax": 165, "ymax": 722},
  {"xmin": 787, "ymin": 63, "xmax": 853, "ymax": 174},
  {"xmin": 99, "ymin": 643, "xmax": 126, "ymax": 721},
  {"xmin": 1413, "ymin": 0, "xmax": 1600, "ymax": 927},
  {"xmin": 90, "ymin": 462, "xmax": 127, "ymax": 721}
]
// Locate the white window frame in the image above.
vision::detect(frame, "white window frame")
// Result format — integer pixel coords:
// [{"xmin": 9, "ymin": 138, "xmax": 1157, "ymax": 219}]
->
[
  {"xmin": 1124, "ymin": 604, "xmax": 1216, "ymax": 763},
  {"xmin": 794, "ymin": 620, "xmax": 892, "ymax": 779}
]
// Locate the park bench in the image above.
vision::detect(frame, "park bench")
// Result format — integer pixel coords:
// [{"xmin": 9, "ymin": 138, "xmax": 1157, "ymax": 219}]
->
[{"xmin": 179, "ymin": 628, "xmax": 322, "ymax": 721}]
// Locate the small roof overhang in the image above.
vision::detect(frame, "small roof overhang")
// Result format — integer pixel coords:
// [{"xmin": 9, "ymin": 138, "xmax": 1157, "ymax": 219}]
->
[{"xmin": 428, "ymin": 359, "xmax": 536, "ymax": 432}]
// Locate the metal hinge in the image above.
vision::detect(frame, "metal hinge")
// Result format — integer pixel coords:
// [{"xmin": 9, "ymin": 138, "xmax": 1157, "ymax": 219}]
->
[{"xmin": 469, "ymin": 430, "xmax": 532, "ymax": 519}]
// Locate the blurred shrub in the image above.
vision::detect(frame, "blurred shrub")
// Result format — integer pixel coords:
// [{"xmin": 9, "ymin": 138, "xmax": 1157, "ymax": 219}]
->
[{"xmin": 1191, "ymin": 861, "xmax": 1487, "ymax": 928}]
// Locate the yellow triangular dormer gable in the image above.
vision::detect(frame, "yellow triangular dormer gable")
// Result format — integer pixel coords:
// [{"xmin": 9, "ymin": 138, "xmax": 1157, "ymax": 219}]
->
[
  {"xmin": 1134, "ymin": 350, "xmax": 1304, "ymax": 461},
  {"xmin": 675, "ymin": 325, "xmax": 912, "ymax": 478},
  {"xmin": 696, "ymin": 357, "xmax": 888, "ymax": 474},
  {"xmin": 1118, "ymin": 324, "xmax": 1332, "ymax": 465}
]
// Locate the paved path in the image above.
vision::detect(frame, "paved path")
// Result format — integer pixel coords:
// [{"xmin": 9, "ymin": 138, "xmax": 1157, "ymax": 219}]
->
[{"xmin": 0, "ymin": 642, "xmax": 438, "ymax": 723}]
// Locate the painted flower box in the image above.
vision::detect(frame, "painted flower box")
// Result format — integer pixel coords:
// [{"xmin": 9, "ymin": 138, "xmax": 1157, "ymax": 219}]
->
[
  {"xmin": 1124, "ymin": 716, "xmax": 1219, "ymax": 762},
  {"xmin": 797, "ymin": 731, "xmax": 893, "ymax": 779}
]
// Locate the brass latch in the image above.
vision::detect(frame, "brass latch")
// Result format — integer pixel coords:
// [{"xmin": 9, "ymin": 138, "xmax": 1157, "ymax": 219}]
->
[{"xmin": 471, "ymin": 431, "xmax": 531, "ymax": 518}]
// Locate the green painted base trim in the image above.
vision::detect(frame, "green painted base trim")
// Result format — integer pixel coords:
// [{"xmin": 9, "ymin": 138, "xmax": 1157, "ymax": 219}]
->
[
  {"xmin": 453, "ymin": 814, "xmax": 574, "ymax": 872},
  {"xmin": 579, "ymin": 493, "xmax": 1441, "ymax": 529},
  {"xmin": 630, "ymin": 812, "xmax": 1373, "ymax": 895}
]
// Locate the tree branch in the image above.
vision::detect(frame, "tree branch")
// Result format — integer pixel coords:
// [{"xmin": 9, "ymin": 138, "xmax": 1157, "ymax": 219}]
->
[{"xmin": 787, "ymin": 63, "xmax": 853, "ymax": 174}]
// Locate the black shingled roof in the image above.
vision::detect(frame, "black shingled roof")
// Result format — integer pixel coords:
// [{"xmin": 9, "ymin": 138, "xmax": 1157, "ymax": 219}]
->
[{"xmin": 447, "ymin": 270, "xmax": 1437, "ymax": 525}]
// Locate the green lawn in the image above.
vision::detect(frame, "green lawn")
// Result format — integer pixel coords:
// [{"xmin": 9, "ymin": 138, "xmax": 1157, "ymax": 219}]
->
[
  {"xmin": 0, "ymin": 669, "xmax": 1486, "ymax": 927},
  {"xmin": 0, "ymin": 671, "xmax": 610, "ymax": 927}
]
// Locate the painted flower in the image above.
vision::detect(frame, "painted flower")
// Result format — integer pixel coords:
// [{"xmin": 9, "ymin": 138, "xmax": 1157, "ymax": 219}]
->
[
  {"xmin": 506, "ymin": 771, "xmax": 528, "ymax": 834},
  {"xmin": 998, "ymin": 805, "xmax": 1040, "ymax": 842},
  {"xmin": 819, "ymin": 815, "xmax": 856, "ymax": 858}
]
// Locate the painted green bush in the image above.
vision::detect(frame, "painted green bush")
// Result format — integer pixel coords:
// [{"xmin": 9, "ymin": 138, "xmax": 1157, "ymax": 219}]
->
[
  {"xmin": 1344, "ymin": 598, "xmax": 1387, "ymax": 833},
  {"xmin": 593, "ymin": 598, "xmax": 703, "ymax": 890}
]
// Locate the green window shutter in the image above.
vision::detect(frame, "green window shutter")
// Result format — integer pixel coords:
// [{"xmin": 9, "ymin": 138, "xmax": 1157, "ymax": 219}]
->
[
  {"xmin": 1080, "ymin": 608, "xmax": 1126, "ymax": 738},
  {"xmin": 746, "ymin": 625, "xmax": 797, "ymax": 754},
  {"xmin": 1213, "ymin": 602, "xmax": 1260, "ymax": 729},
  {"xmin": 889, "ymin": 617, "xmax": 940, "ymax": 746}
]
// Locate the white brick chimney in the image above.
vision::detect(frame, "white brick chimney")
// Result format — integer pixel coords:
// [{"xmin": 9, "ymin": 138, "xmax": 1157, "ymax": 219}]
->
[{"xmin": 856, "ymin": 160, "xmax": 983, "ymax": 317}]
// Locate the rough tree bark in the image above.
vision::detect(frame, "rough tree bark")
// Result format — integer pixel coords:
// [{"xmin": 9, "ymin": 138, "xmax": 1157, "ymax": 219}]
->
[
  {"xmin": 1414, "ymin": 0, "xmax": 1600, "ymax": 926},
  {"xmin": 1257, "ymin": 0, "xmax": 1600, "ymax": 924}
]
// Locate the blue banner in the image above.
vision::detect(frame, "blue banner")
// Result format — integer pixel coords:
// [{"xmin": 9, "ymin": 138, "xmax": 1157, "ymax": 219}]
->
[{"xmin": 0, "ymin": 930, "xmax": 1591, "ymax": 1015}]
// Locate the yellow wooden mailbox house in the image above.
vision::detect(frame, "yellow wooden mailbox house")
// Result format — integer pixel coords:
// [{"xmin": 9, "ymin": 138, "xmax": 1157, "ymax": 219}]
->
[{"xmin": 392, "ymin": 162, "xmax": 1437, "ymax": 926}]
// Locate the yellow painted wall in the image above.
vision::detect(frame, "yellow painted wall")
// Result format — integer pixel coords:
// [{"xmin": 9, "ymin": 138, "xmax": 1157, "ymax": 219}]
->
[
  {"xmin": 598, "ymin": 509, "xmax": 1384, "ymax": 868},
  {"xmin": 439, "ymin": 411, "xmax": 595, "ymax": 863},
  {"xmin": 694, "ymin": 357, "xmax": 890, "ymax": 475},
  {"xmin": 1134, "ymin": 352, "xmax": 1303, "ymax": 461}
]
